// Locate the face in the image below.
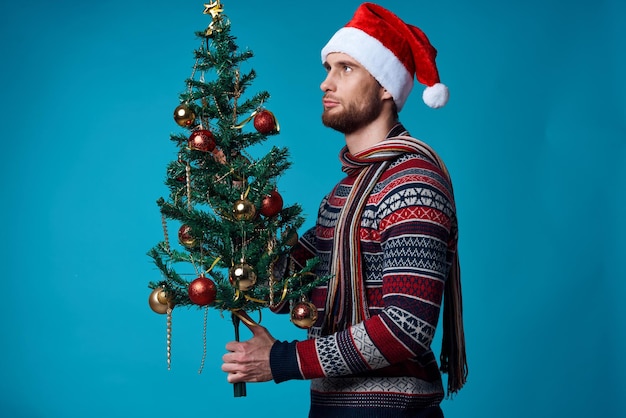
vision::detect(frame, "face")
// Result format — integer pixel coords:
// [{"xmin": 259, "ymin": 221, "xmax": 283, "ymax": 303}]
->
[{"xmin": 320, "ymin": 53, "xmax": 387, "ymax": 134}]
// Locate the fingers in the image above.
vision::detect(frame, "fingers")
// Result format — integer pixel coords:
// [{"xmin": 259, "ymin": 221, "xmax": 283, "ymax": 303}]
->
[
  {"xmin": 222, "ymin": 340, "xmax": 273, "ymax": 383},
  {"xmin": 222, "ymin": 348, "xmax": 241, "ymax": 363},
  {"xmin": 227, "ymin": 373, "xmax": 242, "ymax": 384},
  {"xmin": 222, "ymin": 345, "xmax": 252, "ymax": 382},
  {"xmin": 221, "ymin": 361, "xmax": 260, "ymax": 383},
  {"xmin": 221, "ymin": 313, "xmax": 275, "ymax": 384},
  {"xmin": 221, "ymin": 352, "xmax": 245, "ymax": 383},
  {"xmin": 224, "ymin": 341, "xmax": 242, "ymax": 352},
  {"xmin": 222, "ymin": 368, "xmax": 245, "ymax": 383}
]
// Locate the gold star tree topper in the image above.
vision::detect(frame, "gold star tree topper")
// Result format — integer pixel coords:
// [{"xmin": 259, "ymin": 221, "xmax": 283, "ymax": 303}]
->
[{"xmin": 203, "ymin": 1, "xmax": 225, "ymax": 19}]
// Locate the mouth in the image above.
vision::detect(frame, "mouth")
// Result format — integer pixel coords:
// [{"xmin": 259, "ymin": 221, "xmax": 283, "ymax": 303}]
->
[{"xmin": 322, "ymin": 96, "xmax": 340, "ymax": 109}]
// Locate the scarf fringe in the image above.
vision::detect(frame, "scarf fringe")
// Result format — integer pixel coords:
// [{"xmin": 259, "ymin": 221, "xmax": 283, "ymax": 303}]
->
[{"xmin": 440, "ymin": 253, "xmax": 468, "ymax": 396}]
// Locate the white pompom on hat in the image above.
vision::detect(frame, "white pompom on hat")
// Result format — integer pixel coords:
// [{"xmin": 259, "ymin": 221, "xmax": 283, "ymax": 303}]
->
[{"xmin": 321, "ymin": 3, "xmax": 448, "ymax": 111}]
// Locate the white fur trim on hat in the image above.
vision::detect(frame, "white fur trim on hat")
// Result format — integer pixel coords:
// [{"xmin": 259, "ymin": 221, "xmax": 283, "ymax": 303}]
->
[
  {"xmin": 422, "ymin": 83, "xmax": 449, "ymax": 109},
  {"xmin": 321, "ymin": 27, "xmax": 414, "ymax": 112}
]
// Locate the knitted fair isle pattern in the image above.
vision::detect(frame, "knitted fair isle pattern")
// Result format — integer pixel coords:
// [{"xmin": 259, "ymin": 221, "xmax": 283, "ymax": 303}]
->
[{"xmin": 286, "ymin": 141, "xmax": 457, "ymax": 415}]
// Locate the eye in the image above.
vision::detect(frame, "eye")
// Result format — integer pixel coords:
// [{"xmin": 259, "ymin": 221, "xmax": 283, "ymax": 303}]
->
[{"xmin": 343, "ymin": 65, "xmax": 353, "ymax": 73}]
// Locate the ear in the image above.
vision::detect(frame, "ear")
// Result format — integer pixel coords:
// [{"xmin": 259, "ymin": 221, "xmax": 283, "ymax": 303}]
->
[{"xmin": 381, "ymin": 88, "xmax": 393, "ymax": 101}]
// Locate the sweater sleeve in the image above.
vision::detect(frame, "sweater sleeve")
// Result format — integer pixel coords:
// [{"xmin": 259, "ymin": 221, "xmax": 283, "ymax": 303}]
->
[
  {"xmin": 292, "ymin": 156, "xmax": 456, "ymax": 380},
  {"xmin": 270, "ymin": 340, "xmax": 304, "ymax": 383}
]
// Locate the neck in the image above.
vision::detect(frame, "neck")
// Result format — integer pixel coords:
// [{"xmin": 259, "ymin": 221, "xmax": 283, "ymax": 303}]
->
[{"xmin": 344, "ymin": 111, "xmax": 398, "ymax": 155}]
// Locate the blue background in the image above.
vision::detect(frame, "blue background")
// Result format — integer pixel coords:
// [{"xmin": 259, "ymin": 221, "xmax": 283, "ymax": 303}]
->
[{"xmin": 2, "ymin": 0, "xmax": 625, "ymax": 417}]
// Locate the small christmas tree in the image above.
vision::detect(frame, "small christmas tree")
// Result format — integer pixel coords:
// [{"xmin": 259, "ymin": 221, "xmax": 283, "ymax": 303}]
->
[{"xmin": 147, "ymin": 1, "xmax": 325, "ymax": 397}]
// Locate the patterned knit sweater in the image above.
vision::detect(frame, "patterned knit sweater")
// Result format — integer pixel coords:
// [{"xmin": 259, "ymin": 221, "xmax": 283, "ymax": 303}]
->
[{"xmin": 270, "ymin": 126, "xmax": 457, "ymax": 418}]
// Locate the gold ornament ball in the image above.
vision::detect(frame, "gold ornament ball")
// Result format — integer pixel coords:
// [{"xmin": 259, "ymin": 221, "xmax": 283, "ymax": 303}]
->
[
  {"xmin": 229, "ymin": 263, "xmax": 257, "ymax": 291},
  {"xmin": 233, "ymin": 198, "xmax": 256, "ymax": 221},
  {"xmin": 149, "ymin": 287, "xmax": 172, "ymax": 314},
  {"xmin": 156, "ymin": 289, "xmax": 170, "ymax": 305},
  {"xmin": 173, "ymin": 104, "xmax": 196, "ymax": 127},
  {"xmin": 290, "ymin": 301, "xmax": 318, "ymax": 329}
]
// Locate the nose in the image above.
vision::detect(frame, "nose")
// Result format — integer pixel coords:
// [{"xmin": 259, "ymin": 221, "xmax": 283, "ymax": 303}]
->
[{"xmin": 320, "ymin": 71, "xmax": 334, "ymax": 92}]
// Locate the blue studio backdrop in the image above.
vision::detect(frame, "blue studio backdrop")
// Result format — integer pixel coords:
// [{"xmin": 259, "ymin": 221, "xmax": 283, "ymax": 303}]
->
[{"xmin": 1, "ymin": 0, "xmax": 624, "ymax": 417}]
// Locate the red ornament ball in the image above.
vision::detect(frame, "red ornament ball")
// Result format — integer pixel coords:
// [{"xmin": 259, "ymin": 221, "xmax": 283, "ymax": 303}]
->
[
  {"xmin": 253, "ymin": 109, "xmax": 278, "ymax": 134},
  {"xmin": 188, "ymin": 276, "xmax": 217, "ymax": 306},
  {"xmin": 188, "ymin": 129, "xmax": 216, "ymax": 152},
  {"xmin": 178, "ymin": 224, "xmax": 196, "ymax": 248},
  {"xmin": 260, "ymin": 190, "xmax": 283, "ymax": 217}
]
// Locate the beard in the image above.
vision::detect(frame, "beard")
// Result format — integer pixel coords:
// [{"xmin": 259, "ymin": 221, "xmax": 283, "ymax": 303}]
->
[{"xmin": 321, "ymin": 89, "xmax": 384, "ymax": 134}]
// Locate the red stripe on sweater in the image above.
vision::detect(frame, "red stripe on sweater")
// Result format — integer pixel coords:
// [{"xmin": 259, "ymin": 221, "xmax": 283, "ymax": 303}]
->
[
  {"xmin": 296, "ymin": 338, "xmax": 326, "ymax": 379},
  {"xmin": 365, "ymin": 316, "xmax": 414, "ymax": 363},
  {"xmin": 370, "ymin": 158, "xmax": 452, "ymax": 205},
  {"xmin": 379, "ymin": 206, "xmax": 451, "ymax": 232}
]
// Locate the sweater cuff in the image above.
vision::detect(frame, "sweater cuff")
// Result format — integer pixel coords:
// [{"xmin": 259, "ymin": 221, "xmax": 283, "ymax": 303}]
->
[{"xmin": 270, "ymin": 340, "xmax": 303, "ymax": 383}]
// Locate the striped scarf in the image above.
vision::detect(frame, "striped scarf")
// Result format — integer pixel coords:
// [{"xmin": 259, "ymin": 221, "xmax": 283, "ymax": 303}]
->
[{"xmin": 324, "ymin": 125, "xmax": 468, "ymax": 395}]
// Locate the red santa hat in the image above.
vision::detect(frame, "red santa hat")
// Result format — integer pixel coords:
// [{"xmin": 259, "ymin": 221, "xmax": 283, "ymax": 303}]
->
[{"xmin": 321, "ymin": 3, "xmax": 448, "ymax": 110}]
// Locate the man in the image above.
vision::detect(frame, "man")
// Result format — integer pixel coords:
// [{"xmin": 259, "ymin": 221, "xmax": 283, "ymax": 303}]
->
[{"xmin": 222, "ymin": 3, "xmax": 467, "ymax": 417}]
